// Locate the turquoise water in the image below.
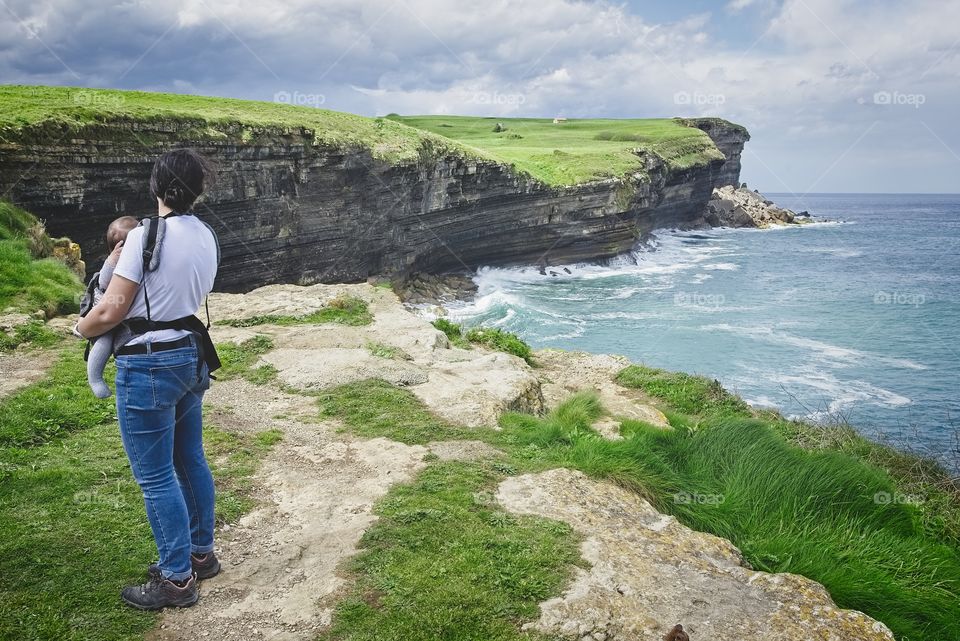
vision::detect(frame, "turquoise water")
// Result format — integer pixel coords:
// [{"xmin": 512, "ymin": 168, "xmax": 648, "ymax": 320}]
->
[{"xmin": 449, "ymin": 194, "xmax": 960, "ymax": 465}]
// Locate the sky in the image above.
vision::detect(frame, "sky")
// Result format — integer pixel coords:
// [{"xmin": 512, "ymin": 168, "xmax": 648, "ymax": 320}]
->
[{"xmin": 1, "ymin": 0, "xmax": 958, "ymax": 193}]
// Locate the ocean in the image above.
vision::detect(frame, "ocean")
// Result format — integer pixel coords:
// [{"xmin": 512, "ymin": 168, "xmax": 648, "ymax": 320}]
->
[{"xmin": 447, "ymin": 193, "xmax": 960, "ymax": 465}]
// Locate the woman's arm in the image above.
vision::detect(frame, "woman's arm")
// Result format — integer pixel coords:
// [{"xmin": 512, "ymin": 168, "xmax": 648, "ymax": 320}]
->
[{"xmin": 76, "ymin": 274, "xmax": 139, "ymax": 338}]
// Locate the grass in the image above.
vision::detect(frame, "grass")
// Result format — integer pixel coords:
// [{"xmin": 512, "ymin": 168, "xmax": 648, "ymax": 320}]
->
[
  {"xmin": 0, "ymin": 320, "xmax": 62, "ymax": 351},
  {"xmin": 0, "ymin": 85, "xmax": 474, "ymax": 166},
  {"xmin": 0, "ymin": 200, "xmax": 82, "ymax": 317},
  {"xmin": 317, "ymin": 377, "xmax": 960, "ymax": 641},
  {"xmin": 390, "ymin": 115, "xmax": 728, "ymax": 186},
  {"xmin": 215, "ymin": 295, "xmax": 373, "ymax": 328},
  {"xmin": 616, "ymin": 364, "xmax": 752, "ymax": 418},
  {"xmin": 204, "ymin": 427, "xmax": 284, "ymax": 524},
  {"xmin": 0, "ymin": 344, "xmax": 115, "ymax": 447},
  {"xmin": 464, "ymin": 327, "xmax": 533, "ymax": 364},
  {"xmin": 431, "ymin": 318, "xmax": 470, "ymax": 348},
  {"xmin": 319, "ymin": 461, "xmax": 581, "ymax": 641},
  {"xmin": 1, "ymin": 86, "xmax": 739, "ymax": 187},
  {"xmin": 431, "ymin": 319, "xmax": 533, "ymax": 363},
  {"xmin": 617, "ymin": 363, "xmax": 960, "ymax": 548},
  {"xmin": 317, "ymin": 379, "xmax": 475, "ymax": 444},
  {"xmin": 215, "ymin": 335, "xmax": 278, "ymax": 385},
  {"xmin": 366, "ymin": 341, "xmax": 411, "ymax": 360},
  {"xmin": 0, "ymin": 339, "xmax": 283, "ymax": 641}
]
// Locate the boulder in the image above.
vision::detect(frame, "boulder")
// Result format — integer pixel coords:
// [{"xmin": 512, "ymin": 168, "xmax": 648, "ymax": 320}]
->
[{"xmin": 497, "ymin": 469, "xmax": 896, "ymax": 641}]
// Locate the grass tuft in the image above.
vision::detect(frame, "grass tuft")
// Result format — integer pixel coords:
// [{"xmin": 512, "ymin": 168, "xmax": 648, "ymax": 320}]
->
[
  {"xmin": 616, "ymin": 364, "xmax": 752, "ymax": 417},
  {"xmin": 317, "ymin": 379, "xmax": 474, "ymax": 445},
  {"xmin": 431, "ymin": 319, "xmax": 533, "ymax": 363},
  {"xmin": 464, "ymin": 327, "xmax": 533, "ymax": 364},
  {"xmin": 215, "ymin": 335, "xmax": 277, "ymax": 384},
  {"xmin": 216, "ymin": 295, "xmax": 372, "ymax": 328},
  {"xmin": 366, "ymin": 341, "xmax": 411, "ymax": 360},
  {"xmin": 0, "ymin": 320, "xmax": 62, "ymax": 352}
]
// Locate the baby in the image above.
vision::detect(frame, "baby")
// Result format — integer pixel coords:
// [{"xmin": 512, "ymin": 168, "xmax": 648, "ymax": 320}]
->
[{"xmin": 82, "ymin": 215, "xmax": 139, "ymax": 398}]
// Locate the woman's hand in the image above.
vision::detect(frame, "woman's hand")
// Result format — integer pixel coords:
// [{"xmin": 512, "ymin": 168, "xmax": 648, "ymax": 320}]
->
[{"xmin": 76, "ymin": 274, "xmax": 138, "ymax": 338}]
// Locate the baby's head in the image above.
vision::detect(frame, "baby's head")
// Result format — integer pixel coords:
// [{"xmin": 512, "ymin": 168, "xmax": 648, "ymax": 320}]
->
[{"xmin": 106, "ymin": 216, "xmax": 138, "ymax": 251}]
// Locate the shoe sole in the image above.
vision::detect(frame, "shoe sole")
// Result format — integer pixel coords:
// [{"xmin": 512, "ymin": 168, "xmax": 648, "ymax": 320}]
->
[{"xmin": 121, "ymin": 592, "xmax": 199, "ymax": 611}]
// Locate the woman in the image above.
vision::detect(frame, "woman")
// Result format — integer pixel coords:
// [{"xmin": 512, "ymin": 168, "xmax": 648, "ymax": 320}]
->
[{"xmin": 77, "ymin": 148, "xmax": 221, "ymax": 610}]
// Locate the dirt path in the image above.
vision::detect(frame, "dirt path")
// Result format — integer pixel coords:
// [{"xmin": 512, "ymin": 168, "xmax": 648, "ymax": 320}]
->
[
  {"xmin": 0, "ymin": 350, "xmax": 55, "ymax": 400},
  {"xmin": 149, "ymin": 379, "xmax": 430, "ymax": 641}
]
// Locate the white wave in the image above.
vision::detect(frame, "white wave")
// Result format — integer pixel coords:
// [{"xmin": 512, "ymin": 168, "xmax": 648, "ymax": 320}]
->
[
  {"xmin": 743, "ymin": 395, "xmax": 781, "ymax": 409},
  {"xmin": 701, "ymin": 324, "xmax": 928, "ymax": 371},
  {"xmin": 702, "ymin": 262, "xmax": 739, "ymax": 271},
  {"xmin": 763, "ymin": 364, "xmax": 912, "ymax": 411}
]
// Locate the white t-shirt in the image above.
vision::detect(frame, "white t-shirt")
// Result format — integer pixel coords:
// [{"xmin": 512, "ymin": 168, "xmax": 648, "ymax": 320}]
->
[{"xmin": 113, "ymin": 214, "xmax": 218, "ymax": 345}]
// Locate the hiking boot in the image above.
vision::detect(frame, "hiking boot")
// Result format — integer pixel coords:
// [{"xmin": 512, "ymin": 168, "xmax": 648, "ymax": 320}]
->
[
  {"xmin": 191, "ymin": 552, "xmax": 221, "ymax": 580},
  {"xmin": 121, "ymin": 566, "xmax": 198, "ymax": 610}
]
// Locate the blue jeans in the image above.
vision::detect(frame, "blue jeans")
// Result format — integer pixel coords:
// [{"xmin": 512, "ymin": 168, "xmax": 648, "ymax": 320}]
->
[{"xmin": 115, "ymin": 340, "xmax": 214, "ymax": 582}]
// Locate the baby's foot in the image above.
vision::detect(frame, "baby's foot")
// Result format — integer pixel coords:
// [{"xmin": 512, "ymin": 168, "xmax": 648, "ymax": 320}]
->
[{"xmin": 90, "ymin": 380, "xmax": 112, "ymax": 399}]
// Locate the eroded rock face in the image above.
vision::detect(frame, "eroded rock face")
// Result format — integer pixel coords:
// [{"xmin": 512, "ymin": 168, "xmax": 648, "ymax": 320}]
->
[
  {"xmin": 1, "ymin": 120, "xmax": 746, "ymax": 292},
  {"xmin": 208, "ymin": 283, "xmax": 543, "ymax": 427},
  {"xmin": 497, "ymin": 469, "xmax": 895, "ymax": 641}
]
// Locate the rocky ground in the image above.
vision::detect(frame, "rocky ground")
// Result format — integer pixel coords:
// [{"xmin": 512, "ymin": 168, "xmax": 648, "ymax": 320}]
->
[
  {"xmin": 704, "ymin": 185, "xmax": 813, "ymax": 228},
  {"xmin": 106, "ymin": 283, "xmax": 891, "ymax": 640}
]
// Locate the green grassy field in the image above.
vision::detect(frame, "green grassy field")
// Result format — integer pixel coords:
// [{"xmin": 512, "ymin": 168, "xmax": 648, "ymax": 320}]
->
[
  {"xmin": 390, "ymin": 114, "xmax": 726, "ymax": 185},
  {"xmin": 0, "ymin": 85, "xmax": 734, "ymax": 186},
  {"xmin": 0, "ymin": 85, "xmax": 469, "ymax": 165}
]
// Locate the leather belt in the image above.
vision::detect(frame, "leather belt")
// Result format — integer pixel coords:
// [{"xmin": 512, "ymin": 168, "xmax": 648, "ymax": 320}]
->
[{"xmin": 116, "ymin": 335, "xmax": 193, "ymax": 356}]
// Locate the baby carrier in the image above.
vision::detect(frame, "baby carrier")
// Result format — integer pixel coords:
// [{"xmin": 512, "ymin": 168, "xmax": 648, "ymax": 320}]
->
[{"xmin": 85, "ymin": 213, "xmax": 222, "ymax": 378}]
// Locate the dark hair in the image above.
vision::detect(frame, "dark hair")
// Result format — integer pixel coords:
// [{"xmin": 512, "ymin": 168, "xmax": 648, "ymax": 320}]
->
[
  {"xmin": 149, "ymin": 148, "xmax": 215, "ymax": 212},
  {"xmin": 106, "ymin": 215, "xmax": 138, "ymax": 250}
]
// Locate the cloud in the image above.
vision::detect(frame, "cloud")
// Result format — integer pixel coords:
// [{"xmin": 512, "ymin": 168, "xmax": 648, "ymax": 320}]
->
[
  {"xmin": 726, "ymin": 0, "xmax": 760, "ymax": 13},
  {"xmin": 0, "ymin": 0, "xmax": 957, "ymax": 191}
]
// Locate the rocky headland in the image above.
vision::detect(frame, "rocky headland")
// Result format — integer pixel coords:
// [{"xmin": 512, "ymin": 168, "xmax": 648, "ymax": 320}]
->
[{"xmin": 0, "ymin": 87, "xmax": 750, "ymax": 293}]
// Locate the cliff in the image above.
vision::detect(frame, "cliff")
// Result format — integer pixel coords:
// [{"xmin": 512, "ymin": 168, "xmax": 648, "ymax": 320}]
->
[{"xmin": 0, "ymin": 87, "xmax": 748, "ymax": 292}]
